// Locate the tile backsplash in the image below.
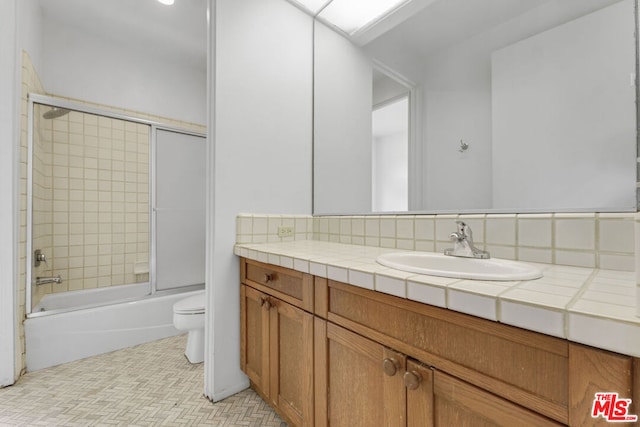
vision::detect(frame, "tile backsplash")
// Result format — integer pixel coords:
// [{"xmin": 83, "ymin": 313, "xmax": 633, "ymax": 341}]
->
[
  {"xmin": 236, "ymin": 214, "xmax": 314, "ymax": 244},
  {"xmin": 237, "ymin": 212, "xmax": 637, "ymax": 272}
]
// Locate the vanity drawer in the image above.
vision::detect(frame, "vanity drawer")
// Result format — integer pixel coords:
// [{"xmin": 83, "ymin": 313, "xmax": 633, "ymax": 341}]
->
[
  {"xmin": 241, "ymin": 258, "xmax": 313, "ymax": 312},
  {"xmin": 326, "ymin": 280, "xmax": 570, "ymax": 424}
]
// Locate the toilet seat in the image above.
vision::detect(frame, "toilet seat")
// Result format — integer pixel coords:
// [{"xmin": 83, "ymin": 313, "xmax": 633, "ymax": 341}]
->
[{"xmin": 173, "ymin": 292, "xmax": 205, "ymax": 315}]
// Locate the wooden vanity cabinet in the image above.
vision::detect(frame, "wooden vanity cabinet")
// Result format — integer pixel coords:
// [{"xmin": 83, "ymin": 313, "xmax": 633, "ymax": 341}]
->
[
  {"xmin": 241, "ymin": 259, "xmax": 639, "ymax": 426},
  {"xmin": 315, "ymin": 320, "xmax": 557, "ymax": 426},
  {"xmin": 240, "ymin": 259, "xmax": 314, "ymax": 427}
]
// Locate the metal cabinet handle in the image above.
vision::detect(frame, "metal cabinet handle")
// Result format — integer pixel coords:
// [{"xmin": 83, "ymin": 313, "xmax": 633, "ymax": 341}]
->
[
  {"xmin": 264, "ymin": 273, "xmax": 274, "ymax": 283},
  {"xmin": 403, "ymin": 370, "xmax": 422, "ymax": 390},
  {"xmin": 382, "ymin": 358, "xmax": 400, "ymax": 376}
]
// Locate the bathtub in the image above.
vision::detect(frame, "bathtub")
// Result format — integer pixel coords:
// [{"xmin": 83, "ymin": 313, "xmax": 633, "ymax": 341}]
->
[{"xmin": 24, "ymin": 283, "xmax": 205, "ymax": 371}]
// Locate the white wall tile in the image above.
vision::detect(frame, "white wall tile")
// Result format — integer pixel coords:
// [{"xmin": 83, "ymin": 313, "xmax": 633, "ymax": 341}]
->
[
  {"xmin": 518, "ymin": 218, "xmax": 552, "ymax": 247},
  {"xmin": 352, "ymin": 216, "xmax": 365, "ymax": 236},
  {"xmin": 339, "ymin": 235, "xmax": 352, "ymax": 244},
  {"xmin": 328, "ymin": 216, "xmax": 340, "ymax": 235},
  {"xmin": 365, "ymin": 217, "xmax": 380, "ymax": 237},
  {"xmin": 339, "ymin": 217, "xmax": 351, "ymax": 236},
  {"xmin": 380, "ymin": 217, "xmax": 396, "ymax": 238},
  {"xmin": 380, "ymin": 238, "xmax": 395, "ymax": 248},
  {"xmin": 518, "ymin": 247, "xmax": 552, "ymax": 264},
  {"xmin": 414, "ymin": 216, "xmax": 434, "ymax": 241},
  {"xmin": 396, "ymin": 239, "xmax": 414, "ymax": 250},
  {"xmin": 267, "ymin": 215, "xmax": 282, "ymax": 235},
  {"xmin": 485, "ymin": 215, "xmax": 516, "ymax": 246},
  {"xmin": 253, "ymin": 215, "xmax": 268, "ymax": 235},
  {"xmin": 236, "ymin": 215, "xmax": 253, "ymax": 235},
  {"xmin": 295, "ymin": 217, "xmax": 308, "ymax": 234},
  {"xmin": 485, "ymin": 245, "xmax": 516, "ymax": 260},
  {"xmin": 555, "ymin": 217, "xmax": 595, "ymax": 250},
  {"xmin": 555, "ymin": 250, "xmax": 596, "ymax": 268},
  {"xmin": 415, "ymin": 240, "xmax": 435, "ymax": 252},
  {"xmin": 396, "ymin": 216, "xmax": 414, "ymax": 240},
  {"xmin": 599, "ymin": 218, "xmax": 634, "ymax": 253},
  {"xmin": 365, "ymin": 236, "xmax": 379, "ymax": 247},
  {"xmin": 598, "ymin": 254, "xmax": 634, "ymax": 272},
  {"xmin": 435, "ymin": 215, "xmax": 458, "ymax": 241}
]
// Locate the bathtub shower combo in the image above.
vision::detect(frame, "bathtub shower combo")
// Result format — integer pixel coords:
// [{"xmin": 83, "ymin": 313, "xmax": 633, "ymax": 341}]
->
[{"xmin": 24, "ymin": 95, "xmax": 206, "ymax": 371}]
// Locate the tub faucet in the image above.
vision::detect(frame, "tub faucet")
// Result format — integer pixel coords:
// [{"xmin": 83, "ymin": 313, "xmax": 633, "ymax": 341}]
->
[
  {"xmin": 35, "ymin": 275, "xmax": 62, "ymax": 286},
  {"xmin": 444, "ymin": 221, "xmax": 490, "ymax": 259}
]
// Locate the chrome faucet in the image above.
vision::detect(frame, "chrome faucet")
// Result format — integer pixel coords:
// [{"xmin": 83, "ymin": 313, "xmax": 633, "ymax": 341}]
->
[
  {"xmin": 35, "ymin": 275, "xmax": 62, "ymax": 286},
  {"xmin": 444, "ymin": 221, "xmax": 490, "ymax": 259}
]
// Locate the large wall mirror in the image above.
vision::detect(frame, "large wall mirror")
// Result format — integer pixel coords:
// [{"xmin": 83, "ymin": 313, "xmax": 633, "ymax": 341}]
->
[{"xmin": 313, "ymin": 0, "xmax": 639, "ymax": 215}]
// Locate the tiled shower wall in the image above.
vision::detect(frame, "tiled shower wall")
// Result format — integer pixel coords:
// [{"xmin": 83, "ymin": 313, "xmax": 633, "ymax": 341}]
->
[
  {"xmin": 236, "ymin": 212, "xmax": 636, "ymax": 272},
  {"xmin": 30, "ymin": 108, "xmax": 151, "ymax": 307},
  {"xmin": 18, "ymin": 52, "xmax": 45, "ymax": 378}
]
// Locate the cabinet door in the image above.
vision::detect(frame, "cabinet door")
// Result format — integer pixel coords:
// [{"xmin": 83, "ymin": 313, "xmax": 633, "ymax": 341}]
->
[
  {"xmin": 433, "ymin": 371, "xmax": 563, "ymax": 426},
  {"xmin": 240, "ymin": 285, "xmax": 270, "ymax": 397},
  {"xmin": 406, "ymin": 360, "xmax": 434, "ymax": 427},
  {"xmin": 325, "ymin": 323, "xmax": 406, "ymax": 427},
  {"xmin": 269, "ymin": 297, "xmax": 314, "ymax": 427}
]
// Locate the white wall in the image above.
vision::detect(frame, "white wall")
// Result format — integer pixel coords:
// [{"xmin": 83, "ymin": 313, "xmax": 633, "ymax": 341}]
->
[
  {"xmin": 206, "ymin": 0, "xmax": 313, "ymax": 401},
  {"xmin": 0, "ymin": 0, "xmax": 19, "ymax": 386},
  {"xmin": 40, "ymin": 19, "xmax": 206, "ymax": 125},
  {"xmin": 492, "ymin": 0, "xmax": 636, "ymax": 211},
  {"xmin": 372, "ymin": 97, "xmax": 409, "ymax": 212},
  {"xmin": 372, "ymin": 133, "xmax": 408, "ymax": 212},
  {"xmin": 314, "ymin": 22, "xmax": 373, "ymax": 215},
  {"xmin": 421, "ymin": 46, "xmax": 493, "ymax": 210},
  {"xmin": 373, "ymin": 72, "xmax": 409, "ymax": 107},
  {"xmin": 18, "ymin": 0, "xmax": 43, "ymax": 73}
]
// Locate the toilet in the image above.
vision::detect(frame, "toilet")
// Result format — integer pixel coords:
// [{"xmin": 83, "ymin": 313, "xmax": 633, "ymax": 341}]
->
[{"xmin": 173, "ymin": 291, "xmax": 206, "ymax": 363}]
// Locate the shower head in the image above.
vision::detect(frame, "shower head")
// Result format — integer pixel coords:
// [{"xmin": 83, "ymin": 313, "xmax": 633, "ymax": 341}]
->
[{"xmin": 42, "ymin": 107, "xmax": 70, "ymax": 119}]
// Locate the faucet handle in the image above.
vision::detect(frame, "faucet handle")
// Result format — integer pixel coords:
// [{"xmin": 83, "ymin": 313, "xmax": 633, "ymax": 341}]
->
[
  {"xmin": 34, "ymin": 249, "xmax": 47, "ymax": 267},
  {"xmin": 455, "ymin": 221, "xmax": 474, "ymax": 242},
  {"xmin": 455, "ymin": 220, "xmax": 467, "ymax": 236}
]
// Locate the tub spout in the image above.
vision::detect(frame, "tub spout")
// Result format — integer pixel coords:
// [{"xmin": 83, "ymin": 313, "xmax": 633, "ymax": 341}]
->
[{"xmin": 35, "ymin": 275, "xmax": 62, "ymax": 286}]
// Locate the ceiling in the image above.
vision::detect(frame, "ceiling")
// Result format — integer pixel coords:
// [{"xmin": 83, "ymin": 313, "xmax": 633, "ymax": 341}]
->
[{"xmin": 37, "ymin": 0, "xmax": 208, "ymax": 68}]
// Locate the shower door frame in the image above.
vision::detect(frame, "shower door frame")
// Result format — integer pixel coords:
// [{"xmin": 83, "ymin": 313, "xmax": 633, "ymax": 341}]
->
[{"xmin": 26, "ymin": 93, "xmax": 205, "ymax": 314}]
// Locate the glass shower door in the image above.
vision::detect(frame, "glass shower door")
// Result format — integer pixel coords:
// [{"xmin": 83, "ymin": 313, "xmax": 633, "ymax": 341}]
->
[{"xmin": 153, "ymin": 129, "xmax": 206, "ymax": 291}]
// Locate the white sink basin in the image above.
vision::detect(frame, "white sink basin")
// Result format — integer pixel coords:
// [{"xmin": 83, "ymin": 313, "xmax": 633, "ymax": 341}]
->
[{"xmin": 376, "ymin": 252, "xmax": 542, "ymax": 281}]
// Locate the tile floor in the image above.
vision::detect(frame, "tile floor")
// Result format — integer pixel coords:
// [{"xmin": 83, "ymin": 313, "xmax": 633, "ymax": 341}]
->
[{"xmin": 0, "ymin": 335, "xmax": 285, "ymax": 426}]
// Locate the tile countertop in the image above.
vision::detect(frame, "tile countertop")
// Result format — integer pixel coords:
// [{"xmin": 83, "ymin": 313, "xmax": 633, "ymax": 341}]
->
[{"xmin": 234, "ymin": 240, "xmax": 640, "ymax": 358}]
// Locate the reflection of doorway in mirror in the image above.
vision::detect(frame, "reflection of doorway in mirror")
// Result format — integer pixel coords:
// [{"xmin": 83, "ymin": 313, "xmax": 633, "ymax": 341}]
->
[{"xmin": 372, "ymin": 96, "xmax": 409, "ymax": 212}]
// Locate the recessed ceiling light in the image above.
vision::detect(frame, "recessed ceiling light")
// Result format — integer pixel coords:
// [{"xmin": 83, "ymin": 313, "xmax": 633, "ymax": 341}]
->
[{"xmin": 157, "ymin": 0, "xmax": 175, "ymax": 5}]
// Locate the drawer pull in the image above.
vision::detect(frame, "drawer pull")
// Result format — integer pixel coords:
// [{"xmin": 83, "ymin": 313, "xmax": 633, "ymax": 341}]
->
[
  {"xmin": 264, "ymin": 273, "xmax": 275, "ymax": 283},
  {"xmin": 382, "ymin": 358, "xmax": 399, "ymax": 376},
  {"xmin": 404, "ymin": 370, "xmax": 422, "ymax": 390}
]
